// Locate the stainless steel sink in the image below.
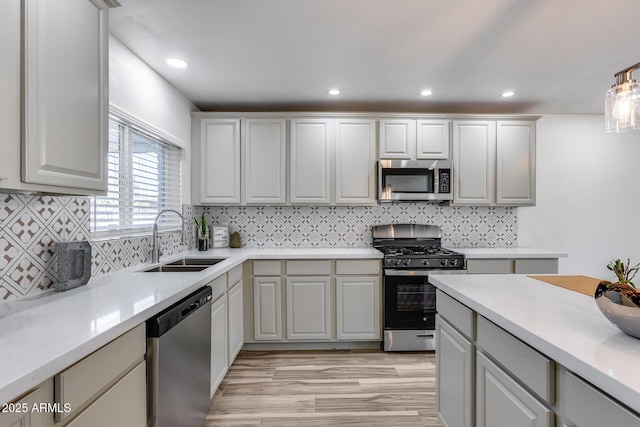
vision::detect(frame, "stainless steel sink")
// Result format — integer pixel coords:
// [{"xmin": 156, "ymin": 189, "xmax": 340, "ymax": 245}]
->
[
  {"xmin": 164, "ymin": 258, "xmax": 226, "ymax": 266},
  {"xmin": 142, "ymin": 257, "xmax": 227, "ymax": 272}
]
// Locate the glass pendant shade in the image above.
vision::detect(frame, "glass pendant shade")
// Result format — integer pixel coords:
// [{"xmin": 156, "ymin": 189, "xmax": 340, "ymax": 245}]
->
[{"xmin": 605, "ymin": 80, "xmax": 640, "ymax": 132}]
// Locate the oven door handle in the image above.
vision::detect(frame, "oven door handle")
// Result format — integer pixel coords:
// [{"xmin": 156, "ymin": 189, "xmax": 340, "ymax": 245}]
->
[
  {"xmin": 416, "ymin": 333, "xmax": 435, "ymax": 339},
  {"xmin": 384, "ymin": 269, "xmax": 466, "ymax": 276}
]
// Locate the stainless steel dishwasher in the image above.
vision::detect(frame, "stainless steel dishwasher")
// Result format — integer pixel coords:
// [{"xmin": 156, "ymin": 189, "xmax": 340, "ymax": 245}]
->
[{"xmin": 146, "ymin": 286, "xmax": 212, "ymax": 427}]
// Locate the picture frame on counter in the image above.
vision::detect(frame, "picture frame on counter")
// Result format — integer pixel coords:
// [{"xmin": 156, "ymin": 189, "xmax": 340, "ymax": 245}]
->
[{"xmin": 212, "ymin": 224, "xmax": 229, "ymax": 248}]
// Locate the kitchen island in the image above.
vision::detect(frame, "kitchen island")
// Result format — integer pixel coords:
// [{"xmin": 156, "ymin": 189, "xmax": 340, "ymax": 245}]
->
[{"xmin": 429, "ymin": 273, "xmax": 640, "ymax": 426}]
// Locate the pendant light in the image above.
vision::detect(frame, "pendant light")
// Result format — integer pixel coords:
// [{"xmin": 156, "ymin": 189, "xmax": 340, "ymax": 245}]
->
[{"xmin": 605, "ymin": 62, "xmax": 640, "ymax": 132}]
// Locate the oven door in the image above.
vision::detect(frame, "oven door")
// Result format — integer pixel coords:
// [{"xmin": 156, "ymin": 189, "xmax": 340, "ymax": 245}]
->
[{"xmin": 383, "ymin": 268, "xmax": 465, "ymax": 330}]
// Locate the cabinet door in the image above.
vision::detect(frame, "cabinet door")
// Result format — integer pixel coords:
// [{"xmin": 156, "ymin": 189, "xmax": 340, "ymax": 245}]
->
[
  {"xmin": 496, "ymin": 121, "xmax": 536, "ymax": 205},
  {"xmin": 476, "ymin": 351, "xmax": 552, "ymax": 427},
  {"xmin": 335, "ymin": 119, "xmax": 376, "ymax": 205},
  {"xmin": 253, "ymin": 277, "xmax": 282, "ymax": 341},
  {"xmin": 379, "ymin": 119, "xmax": 415, "ymax": 159},
  {"xmin": 290, "ymin": 118, "xmax": 333, "ymax": 204},
  {"xmin": 436, "ymin": 315, "xmax": 474, "ymax": 427},
  {"xmin": 211, "ymin": 294, "xmax": 228, "ymax": 396},
  {"xmin": 243, "ymin": 118, "xmax": 286, "ymax": 204},
  {"xmin": 21, "ymin": 0, "xmax": 111, "ymax": 192},
  {"xmin": 200, "ymin": 118, "xmax": 241, "ymax": 204},
  {"xmin": 66, "ymin": 361, "xmax": 146, "ymax": 427},
  {"xmin": 228, "ymin": 280, "xmax": 244, "ymax": 364},
  {"xmin": 416, "ymin": 119, "xmax": 450, "ymax": 159},
  {"xmin": 453, "ymin": 121, "xmax": 496, "ymax": 205},
  {"xmin": 0, "ymin": 382, "xmax": 54, "ymax": 427},
  {"xmin": 286, "ymin": 276, "xmax": 332, "ymax": 340},
  {"xmin": 336, "ymin": 276, "xmax": 380, "ymax": 340}
]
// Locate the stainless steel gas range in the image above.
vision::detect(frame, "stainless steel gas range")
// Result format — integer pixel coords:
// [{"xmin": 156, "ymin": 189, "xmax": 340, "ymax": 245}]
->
[{"xmin": 372, "ymin": 224, "xmax": 466, "ymax": 351}]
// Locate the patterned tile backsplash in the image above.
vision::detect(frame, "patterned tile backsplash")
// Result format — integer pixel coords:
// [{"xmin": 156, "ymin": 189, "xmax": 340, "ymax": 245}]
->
[
  {"xmin": 0, "ymin": 193, "xmax": 190, "ymax": 301},
  {"xmin": 1, "ymin": 192, "xmax": 516, "ymax": 301},
  {"xmin": 200, "ymin": 204, "xmax": 517, "ymax": 248}
]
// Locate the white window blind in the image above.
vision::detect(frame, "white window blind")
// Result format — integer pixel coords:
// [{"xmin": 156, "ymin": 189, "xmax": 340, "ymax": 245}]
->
[{"xmin": 92, "ymin": 113, "xmax": 182, "ymax": 237}]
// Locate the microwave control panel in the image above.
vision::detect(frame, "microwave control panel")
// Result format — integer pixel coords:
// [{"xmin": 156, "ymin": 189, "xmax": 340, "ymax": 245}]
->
[{"xmin": 438, "ymin": 169, "xmax": 451, "ymax": 193}]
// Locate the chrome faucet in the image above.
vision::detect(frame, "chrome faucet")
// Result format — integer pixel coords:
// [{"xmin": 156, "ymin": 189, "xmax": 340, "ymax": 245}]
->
[{"xmin": 151, "ymin": 209, "xmax": 186, "ymax": 263}]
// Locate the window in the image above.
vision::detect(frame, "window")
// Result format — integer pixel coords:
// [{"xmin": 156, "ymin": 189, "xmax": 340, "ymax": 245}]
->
[{"xmin": 92, "ymin": 112, "xmax": 182, "ymax": 237}]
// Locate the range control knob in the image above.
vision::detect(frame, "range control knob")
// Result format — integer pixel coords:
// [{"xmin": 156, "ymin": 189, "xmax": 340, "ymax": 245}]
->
[
  {"xmin": 403, "ymin": 259, "xmax": 411, "ymax": 266},
  {"xmin": 422, "ymin": 259, "xmax": 428, "ymax": 266}
]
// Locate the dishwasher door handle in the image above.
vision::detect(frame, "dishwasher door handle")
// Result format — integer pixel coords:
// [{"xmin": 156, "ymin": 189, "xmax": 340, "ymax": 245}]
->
[{"xmin": 181, "ymin": 302, "xmax": 200, "ymax": 318}]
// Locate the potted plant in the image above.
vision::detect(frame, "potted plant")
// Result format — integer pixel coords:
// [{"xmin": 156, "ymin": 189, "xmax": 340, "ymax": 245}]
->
[
  {"xmin": 595, "ymin": 258, "xmax": 640, "ymax": 338},
  {"xmin": 194, "ymin": 214, "xmax": 209, "ymax": 251}
]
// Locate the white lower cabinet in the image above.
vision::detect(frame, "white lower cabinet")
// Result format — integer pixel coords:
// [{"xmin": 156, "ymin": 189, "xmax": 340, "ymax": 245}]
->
[
  {"xmin": 66, "ymin": 361, "xmax": 146, "ymax": 427},
  {"xmin": 228, "ymin": 280, "xmax": 244, "ymax": 363},
  {"xmin": 253, "ymin": 277, "xmax": 283, "ymax": 341},
  {"xmin": 562, "ymin": 370, "xmax": 640, "ymax": 427},
  {"xmin": 0, "ymin": 324, "xmax": 146, "ymax": 427},
  {"xmin": 436, "ymin": 315, "xmax": 474, "ymax": 427},
  {"xmin": 466, "ymin": 258, "xmax": 559, "ymax": 274},
  {"xmin": 286, "ymin": 276, "xmax": 332, "ymax": 340},
  {"xmin": 210, "ymin": 293, "xmax": 228, "ymax": 397},
  {"xmin": 0, "ymin": 381, "xmax": 54, "ymax": 427},
  {"xmin": 335, "ymin": 276, "xmax": 380, "ymax": 340},
  {"xmin": 476, "ymin": 351, "xmax": 552, "ymax": 427},
  {"xmin": 248, "ymin": 259, "xmax": 381, "ymax": 344}
]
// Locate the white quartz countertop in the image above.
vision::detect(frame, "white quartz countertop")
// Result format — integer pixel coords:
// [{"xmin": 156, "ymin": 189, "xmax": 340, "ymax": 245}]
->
[
  {"xmin": 448, "ymin": 247, "xmax": 568, "ymax": 259},
  {"xmin": 429, "ymin": 274, "xmax": 640, "ymax": 414},
  {"xmin": 0, "ymin": 247, "xmax": 382, "ymax": 405}
]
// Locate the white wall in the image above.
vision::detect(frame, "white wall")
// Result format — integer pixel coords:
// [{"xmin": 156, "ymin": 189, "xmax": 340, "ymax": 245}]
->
[
  {"xmin": 518, "ymin": 114, "xmax": 640, "ymax": 279},
  {"xmin": 109, "ymin": 35, "xmax": 197, "ymax": 203}
]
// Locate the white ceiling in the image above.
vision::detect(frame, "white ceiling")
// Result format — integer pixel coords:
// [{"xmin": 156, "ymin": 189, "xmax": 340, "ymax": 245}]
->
[{"xmin": 109, "ymin": 0, "xmax": 640, "ymax": 114}]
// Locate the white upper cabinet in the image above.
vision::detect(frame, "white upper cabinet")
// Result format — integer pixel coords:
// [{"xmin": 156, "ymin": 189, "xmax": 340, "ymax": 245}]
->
[
  {"xmin": 379, "ymin": 119, "xmax": 416, "ymax": 159},
  {"xmin": 1, "ymin": 0, "xmax": 117, "ymax": 195},
  {"xmin": 453, "ymin": 120, "xmax": 497, "ymax": 205},
  {"xmin": 199, "ymin": 118, "xmax": 241, "ymax": 204},
  {"xmin": 243, "ymin": 118, "xmax": 286, "ymax": 204},
  {"xmin": 380, "ymin": 119, "xmax": 449, "ymax": 160},
  {"xmin": 289, "ymin": 118, "xmax": 334, "ymax": 204},
  {"xmin": 453, "ymin": 119, "xmax": 536, "ymax": 206},
  {"xmin": 496, "ymin": 121, "xmax": 536, "ymax": 205},
  {"xmin": 416, "ymin": 119, "xmax": 450, "ymax": 159},
  {"xmin": 335, "ymin": 119, "xmax": 376, "ymax": 205}
]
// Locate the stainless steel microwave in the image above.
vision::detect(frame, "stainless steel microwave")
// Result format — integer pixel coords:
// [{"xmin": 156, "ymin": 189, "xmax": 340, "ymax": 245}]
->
[{"xmin": 378, "ymin": 160, "xmax": 453, "ymax": 202}]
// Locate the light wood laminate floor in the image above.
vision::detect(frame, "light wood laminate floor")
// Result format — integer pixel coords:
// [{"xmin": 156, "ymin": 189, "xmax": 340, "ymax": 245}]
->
[{"xmin": 204, "ymin": 349, "xmax": 441, "ymax": 427}]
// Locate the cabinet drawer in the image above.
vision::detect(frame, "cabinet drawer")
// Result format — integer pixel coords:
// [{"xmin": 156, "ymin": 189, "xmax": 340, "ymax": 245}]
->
[
  {"xmin": 210, "ymin": 273, "xmax": 227, "ymax": 300},
  {"xmin": 253, "ymin": 260, "xmax": 281, "ymax": 276},
  {"xmin": 466, "ymin": 259, "xmax": 512, "ymax": 274},
  {"xmin": 514, "ymin": 259, "xmax": 558, "ymax": 274},
  {"xmin": 336, "ymin": 259, "xmax": 380, "ymax": 275},
  {"xmin": 228, "ymin": 264, "xmax": 243, "ymax": 286},
  {"xmin": 564, "ymin": 372, "xmax": 640, "ymax": 427},
  {"xmin": 55, "ymin": 323, "xmax": 145, "ymax": 421},
  {"xmin": 286, "ymin": 260, "xmax": 331, "ymax": 275},
  {"xmin": 436, "ymin": 290, "xmax": 475, "ymax": 339},
  {"xmin": 476, "ymin": 316, "xmax": 554, "ymax": 403}
]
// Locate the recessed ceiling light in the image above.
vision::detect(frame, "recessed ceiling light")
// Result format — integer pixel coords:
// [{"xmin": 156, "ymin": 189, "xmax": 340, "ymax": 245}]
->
[
  {"xmin": 501, "ymin": 91, "xmax": 515, "ymax": 98},
  {"xmin": 328, "ymin": 89, "xmax": 341, "ymax": 96},
  {"xmin": 420, "ymin": 90, "xmax": 433, "ymax": 97},
  {"xmin": 166, "ymin": 58, "xmax": 189, "ymax": 68}
]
